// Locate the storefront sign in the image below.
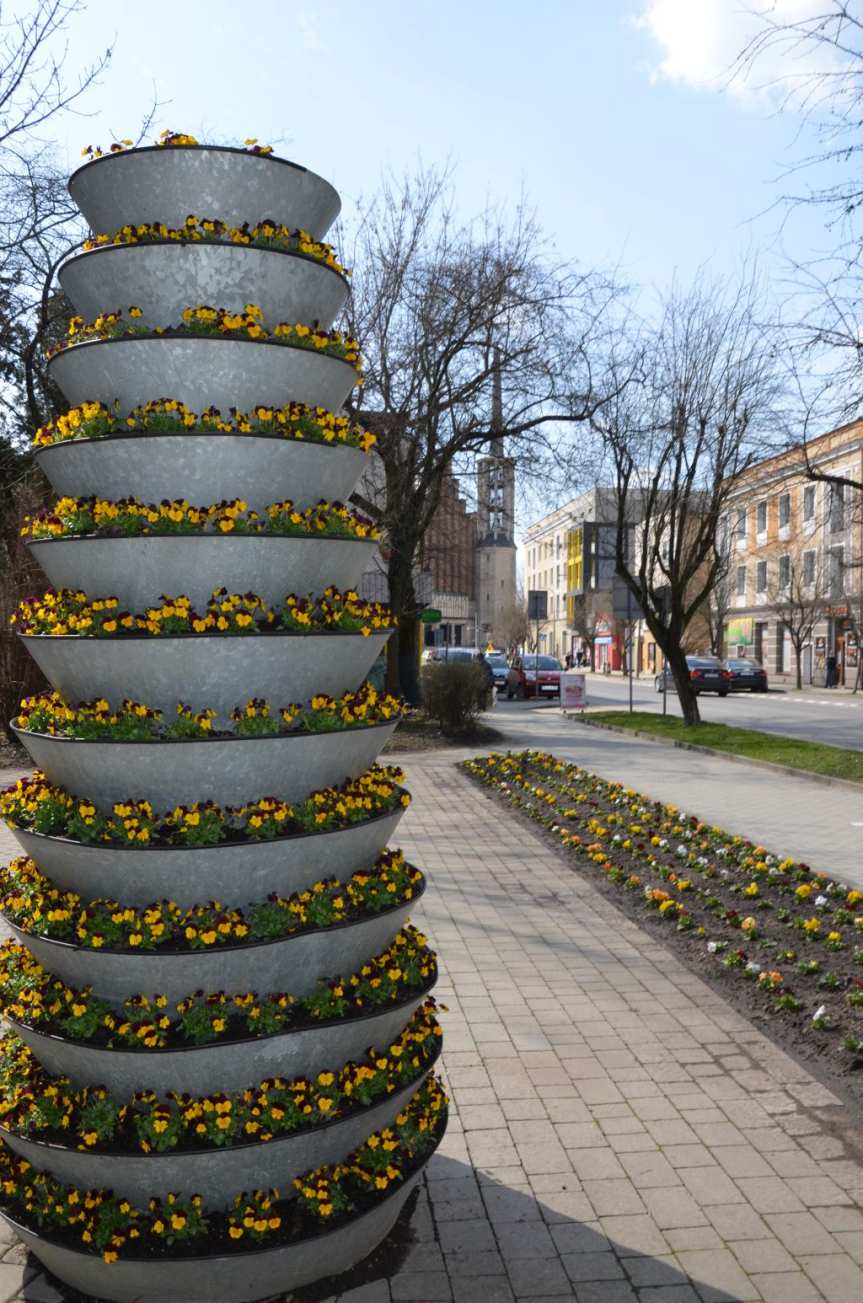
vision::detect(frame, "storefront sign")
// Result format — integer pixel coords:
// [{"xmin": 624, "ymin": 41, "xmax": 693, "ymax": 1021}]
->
[{"xmin": 726, "ymin": 617, "xmax": 753, "ymax": 646}]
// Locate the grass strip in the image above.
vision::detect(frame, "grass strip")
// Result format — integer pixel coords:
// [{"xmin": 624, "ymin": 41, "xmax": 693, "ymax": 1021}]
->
[{"xmin": 584, "ymin": 710, "xmax": 863, "ymax": 784}]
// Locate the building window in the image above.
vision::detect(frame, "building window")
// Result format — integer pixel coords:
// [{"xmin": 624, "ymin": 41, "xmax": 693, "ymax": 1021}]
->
[
  {"xmin": 778, "ymin": 554, "xmax": 790, "ymax": 590},
  {"xmin": 830, "ymin": 483, "xmax": 845, "ymax": 533},
  {"xmin": 829, "ymin": 545, "xmax": 845, "ymax": 597},
  {"xmin": 756, "ymin": 560, "xmax": 767, "ymax": 593},
  {"xmin": 775, "ymin": 626, "xmax": 785, "ymax": 673},
  {"xmin": 736, "ymin": 565, "xmax": 746, "ymax": 597},
  {"xmin": 756, "ymin": 501, "xmax": 767, "ymax": 534},
  {"xmin": 803, "ymin": 550, "xmax": 816, "ymax": 586},
  {"xmin": 802, "ymin": 485, "xmax": 815, "ymax": 522},
  {"xmin": 735, "ymin": 508, "xmax": 746, "ymax": 539},
  {"xmin": 779, "ymin": 494, "xmax": 790, "ymax": 528}
]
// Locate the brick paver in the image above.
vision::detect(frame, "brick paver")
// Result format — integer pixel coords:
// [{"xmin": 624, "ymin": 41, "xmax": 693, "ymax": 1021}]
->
[{"xmin": 2, "ymin": 750, "xmax": 863, "ymax": 1300}]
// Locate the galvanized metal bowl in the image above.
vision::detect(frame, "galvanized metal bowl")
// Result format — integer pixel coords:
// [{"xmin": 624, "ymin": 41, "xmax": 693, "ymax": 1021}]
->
[
  {"xmin": 7, "ymin": 882, "xmax": 420, "ymax": 1002},
  {"xmin": 59, "ymin": 242, "xmax": 349, "ymax": 334},
  {"xmin": 11, "ymin": 988, "xmax": 432, "ymax": 1093},
  {"xmin": 47, "ymin": 336, "xmax": 359, "ymax": 413},
  {"xmin": 20, "ymin": 628, "xmax": 388, "ymax": 719},
  {"xmin": 26, "ymin": 534, "xmax": 379, "ymax": 611},
  {"xmin": 68, "ymin": 145, "xmax": 341, "ymax": 239},
  {"xmin": 6, "ymin": 806, "xmax": 405, "ymax": 909},
  {"xmin": 13, "ymin": 721, "xmax": 399, "ymax": 811},
  {"xmin": 35, "ymin": 433, "xmax": 367, "ymax": 514},
  {"xmin": 5, "ymin": 1163, "xmax": 431, "ymax": 1303},
  {"xmin": 0, "ymin": 1065, "xmax": 433, "ymax": 1207}
]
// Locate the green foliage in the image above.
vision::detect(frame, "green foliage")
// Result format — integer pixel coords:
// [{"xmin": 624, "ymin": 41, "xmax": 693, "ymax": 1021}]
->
[{"xmin": 421, "ymin": 660, "xmax": 484, "ymax": 735}]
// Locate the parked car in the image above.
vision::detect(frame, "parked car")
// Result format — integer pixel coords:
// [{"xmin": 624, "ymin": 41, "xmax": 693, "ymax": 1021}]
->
[
  {"xmin": 486, "ymin": 652, "xmax": 509, "ymax": 690},
  {"xmin": 507, "ymin": 655, "xmax": 563, "ymax": 699},
  {"xmin": 654, "ymin": 656, "xmax": 732, "ymax": 697},
  {"xmin": 723, "ymin": 658, "xmax": 768, "ymax": 692}
]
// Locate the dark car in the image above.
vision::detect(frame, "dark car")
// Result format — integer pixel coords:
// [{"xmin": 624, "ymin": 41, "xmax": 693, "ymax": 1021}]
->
[
  {"xmin": 655, "ymin": 655, "xmax": 732, "ymax": 697},
  {"xmin": 723, "ymin": 658, "xmax": 768, "ymax": 692},
  {"xmin": 507, "ymin": 655, "xmax": 563, "ymax": 699},
  {"xmin": 486, "ymin": 653, "xmax": 509, "ymax": 689}
]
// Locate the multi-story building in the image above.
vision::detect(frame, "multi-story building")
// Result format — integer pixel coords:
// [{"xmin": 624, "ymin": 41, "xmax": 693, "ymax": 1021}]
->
[
  {"xmin": 721, "ymin": 421, "xmax": 863, "ymax": 686},
  {"xmin": 354, "ymin": 450, "xmax": 518, "ymax": 650},
  {"xmin": 523, "ymin": 489, "xmax": 624, "ymax": 666}
]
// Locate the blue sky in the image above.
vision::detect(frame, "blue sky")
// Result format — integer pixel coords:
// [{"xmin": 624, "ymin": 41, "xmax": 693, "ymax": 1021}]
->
[{"xmin": 52, "ymin": 0, "xmax": 833, "ymax": 294}]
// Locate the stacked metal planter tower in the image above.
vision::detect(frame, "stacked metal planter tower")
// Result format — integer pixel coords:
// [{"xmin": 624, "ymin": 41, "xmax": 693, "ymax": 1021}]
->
[{"xmin": 0, "ymin": 145, "xmax": 442, "ymax": 1301}]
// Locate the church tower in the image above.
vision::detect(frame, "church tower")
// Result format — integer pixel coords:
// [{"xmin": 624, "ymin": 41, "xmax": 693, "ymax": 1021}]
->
[{"xmin": 476, "ymin": 354, "xmax": 517, "ymax": 647}]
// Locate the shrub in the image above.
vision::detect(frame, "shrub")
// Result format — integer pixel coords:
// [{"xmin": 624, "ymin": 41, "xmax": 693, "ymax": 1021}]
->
[{"xmin": 421, "ymin": 660, "xmax": 484, "ymax": 735}]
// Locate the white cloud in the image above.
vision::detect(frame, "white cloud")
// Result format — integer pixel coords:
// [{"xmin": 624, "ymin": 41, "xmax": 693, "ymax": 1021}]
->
[{"xmin": 634, "ymin": 0, "xmax": 844, "ymax": 102}]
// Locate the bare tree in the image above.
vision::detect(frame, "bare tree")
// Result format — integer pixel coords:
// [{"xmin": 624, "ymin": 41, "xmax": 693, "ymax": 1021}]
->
[
  {"xmin": 587, "ymin": 276, "xmax": 780, "ymax": 725},
  {"xmin": 767, "ymin": 547, "xmax": 828, "ymax": 689},
  {"xmin": 496, "ymin": 590, "xmax": 530, "ymax": 655},
  {"xmin": 342, "ymin": 165, "xmax": 618, "ymax": 700}
]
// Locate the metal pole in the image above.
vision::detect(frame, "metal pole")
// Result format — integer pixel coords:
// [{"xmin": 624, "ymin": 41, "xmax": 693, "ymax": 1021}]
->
[{"xmin": 627, "ymin": 589, "xmax": 634, "ymax": 713}]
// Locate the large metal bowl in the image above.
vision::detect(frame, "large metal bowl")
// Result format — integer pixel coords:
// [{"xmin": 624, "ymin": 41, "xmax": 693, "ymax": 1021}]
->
[
  {"xmin": 68, "ymin": 145, "xmax": 341, "ymax": 239},
  {"xmin": 6, "ymin": 886, "xmax": 418, "ymax": 1003},
  {"xmin": 13, "ymin": 721, "xmax": 398, "ymax": 811},
  {"xmin": 47, "ymin": 336, "xmax": 359, "ymax": 413},
  {"xmin": 6, "ymin": 807, "xmax": 405, "ymax": 909},
  {"xmin": 35, "ymin": 433, "xmax": 367, "ymax": 514},
  {"xmin": 26, "ymin": 534, "xmax": 380, "ymax": 610},
  {"xmin": 11, "ymin": 988, "xmax": 431, "ymax": 1093},
  {"xmin": 5, "ymin": 1162, "xmax": 434, "ymax": 1303},
  {"xmin": 20, "ymin": 629, "xmax": 388, "ymax": 718},
  {"xmin": 0, "ymin": 1066, "xmax": 432, "ymax": 1208},
  {"xmin": 59, "ymin": 242, "xmax": 349, "ymax": 334}
]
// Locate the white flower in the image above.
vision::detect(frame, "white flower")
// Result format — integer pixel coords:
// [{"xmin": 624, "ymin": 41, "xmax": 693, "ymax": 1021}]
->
[
  {"xmin": 658, "ymin": 838, "xmax": 668, "ymax": 849},
  {"xmin": 816, "ymin": 895, "xmax": 828, "ymax": 908},
  {"xmin": 707, "ymin": 941, "xmax": 718, "ymax": 953},
  {"xmin": 677, "ymin": 844, "xmax": 688, "ymax": 857},
  {"xmin": 746, "ymin": 961, "xmax": 761, "ymax": 974},
  {"xmin": 720, "ymin": 868, "xmax": 730, "ymax": 878},
  {"xmin": 813, "ymin": 1004, "xmax": 827, "ymax": 1023}
]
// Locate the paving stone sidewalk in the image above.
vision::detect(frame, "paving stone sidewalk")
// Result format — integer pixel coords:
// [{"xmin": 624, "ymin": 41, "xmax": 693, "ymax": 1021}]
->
[{"xmin": 1, "ymin": 754, "xmax": 863, "ymax": 1301}]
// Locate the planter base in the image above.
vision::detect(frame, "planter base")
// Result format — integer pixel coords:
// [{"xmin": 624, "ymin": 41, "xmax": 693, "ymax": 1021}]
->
[{"xmin": 5, "ymin": 1167, "xmax": 427, "ymax": 1302}]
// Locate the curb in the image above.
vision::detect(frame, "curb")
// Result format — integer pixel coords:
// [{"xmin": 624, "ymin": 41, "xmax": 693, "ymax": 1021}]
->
[{"xmin": 573, "ymin": 717, "xmax": 863, "ymax": 795}]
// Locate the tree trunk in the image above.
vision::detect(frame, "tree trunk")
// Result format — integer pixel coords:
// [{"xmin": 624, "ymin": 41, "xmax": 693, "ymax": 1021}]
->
[
  {"xmin": 795, "ymin": 645, "xmax": 803, "ymax": 691},
  {"xmin": 666, "ymin": 640, "xmax": 701, "ymax": 724},
  {"xmin": 387, "ymin": 545, "xmax": 421, "ymax": 706}
]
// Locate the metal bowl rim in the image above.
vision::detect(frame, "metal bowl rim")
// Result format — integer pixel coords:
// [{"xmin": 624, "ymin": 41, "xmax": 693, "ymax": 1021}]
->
[
  {"xmin": 59, "ymin": 239, "xmax": 349, "ymax": 289},
  {"xmin": 4, "ymin": 872, "xmax": 423, "ymax": 958},
  {"xmin": 46, "ymin": 333, "xmax": 359, "ymax": 374},
  {"xmin": 0, "ymin": 1046, "xmax": 439, "ymax": 1160},
  {"xmin": 4, "ymin": 973, "xmax": 437, "ymax": 1057},
  {"xmin": 68, "ymin": 143, "xmax": 335, "ymax": 190},
  {"xmin": 11, "ymin": 719, "xmax": 398, "ymax": 748}
]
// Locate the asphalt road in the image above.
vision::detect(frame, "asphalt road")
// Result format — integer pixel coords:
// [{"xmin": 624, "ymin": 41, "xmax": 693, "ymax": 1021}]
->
[
  {"xmin": 539, "ymin": 670, "xmax": 863, "ymax": 751},
  {"xmin": 484, "ymin": 699, "xmax": 863, "ymax": 887}
]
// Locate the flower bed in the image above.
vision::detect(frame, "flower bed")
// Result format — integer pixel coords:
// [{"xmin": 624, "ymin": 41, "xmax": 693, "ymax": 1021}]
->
[
  {"xmin": 21, "ymin": 494, "xmax": 377, "ymax": 542},
  {"xmin": 0, "ymin": 1001, "xmax": 440, "ymax": 1153},
  {"xmin": 14, "ymin": 685, "xmax": 401, "ymax": 741},
  {"xmin": 0, "ymin": 926, "xmax": 436, "ymax": 1049},
  {"xmin": 463, "ymin": 751, "xmax": 863, "ymax": 1077},
  {"xmin": 0, "ymin": 1074, "xmax": 446, "ymax": 1263},
  {"xmin": 33, "ymin": 400, "xmax": 374, "ymax": 451},
  {"xmin": 14, "ymin": 586, "xmax": 393, "ymax": 638},
  {"xmin": 82, "ymin": 217, "xmax": 348, "ymax": 275},
  {"xmin": 82, "ymin": 131, "xmax": 275, "ymax": 159},
  {"xmin": 0, "ymin": 765, "xmax": 408, "ymax": 848},
  {"xmin": 49, "ymin": 304, "xmax": 360, "ymax": 368},
  {"xmin": 0, "ymin": 850, "xmax": 419, "ymax": 953}
]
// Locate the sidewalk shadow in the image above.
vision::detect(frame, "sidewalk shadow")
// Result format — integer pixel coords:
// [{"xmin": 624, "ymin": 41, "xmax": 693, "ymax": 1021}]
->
[{"xmin": 290, "ymin": 1152, "xmax": 747, "ymax": 1302}]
